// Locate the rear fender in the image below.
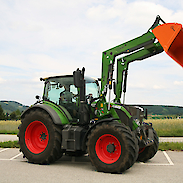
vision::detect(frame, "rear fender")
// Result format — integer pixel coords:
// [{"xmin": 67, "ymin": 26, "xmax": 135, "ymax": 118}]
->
[{"xmin": 21, "ymin": 104, "xmax": 68, "ymax": 125}]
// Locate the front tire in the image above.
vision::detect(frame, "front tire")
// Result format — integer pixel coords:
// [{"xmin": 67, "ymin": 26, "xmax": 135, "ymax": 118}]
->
[
  {"xmin": 87, "ymin": 122, "xmax": 138, "ymax": 173},
  {"xmin": 18, "ymin": 109, "xmax": 63, "ymax": 164},
  {"xmin": 137, "ymin": 128, "xmax": 159, "ymax": 162}
]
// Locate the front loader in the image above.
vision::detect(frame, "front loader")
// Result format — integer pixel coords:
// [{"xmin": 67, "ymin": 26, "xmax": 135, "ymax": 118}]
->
[{"xmin": 18, "ymin": 15, "xmax": 183, "ymax": 173}]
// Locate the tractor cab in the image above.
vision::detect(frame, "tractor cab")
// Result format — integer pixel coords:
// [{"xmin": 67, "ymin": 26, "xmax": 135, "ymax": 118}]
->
[{"xmin": 42, "ymin": 75, "xmax": 100, "ymax": 118}]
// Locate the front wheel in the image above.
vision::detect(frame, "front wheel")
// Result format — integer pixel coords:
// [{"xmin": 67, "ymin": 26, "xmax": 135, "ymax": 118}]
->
[
  {"xmin": 87, "ymin": 122, "xmax": 138, "ymax": 173},
  {"xmin": 137, "ymin": 128, "xmax": 159, "ymax": 162},
  {"xmin": 18, "ymin": 109, "xmax": 63, "ymax": 164}
]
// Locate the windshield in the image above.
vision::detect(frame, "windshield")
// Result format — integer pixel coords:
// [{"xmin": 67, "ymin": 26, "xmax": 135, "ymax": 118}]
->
[{"xmin": 43, "ymin": 76, "xmax": 99, "ymax": 105}]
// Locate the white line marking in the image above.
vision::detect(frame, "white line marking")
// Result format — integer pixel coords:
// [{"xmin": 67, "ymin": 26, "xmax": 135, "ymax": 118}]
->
[
  {"xmin": 9, "ymin": 153, "xmax": 22, "ymax": 160},
  {"xmin": 0, "ymin": 148, "xmax": 9, "ymax": 153},
  {"xmin": 163, "ymin": 151, "xmax": 174, "ymax": 165},
  {"xmin": 140, "ymin": 162, "xmax": 173, "ymax": 166},
  {"xmin": 140, "ymin": 151, "xmax": 174, "ymax": 166}
]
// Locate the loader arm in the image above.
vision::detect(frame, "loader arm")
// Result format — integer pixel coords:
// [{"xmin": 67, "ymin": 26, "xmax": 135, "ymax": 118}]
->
[
  {"xmin": 101, "ymin": 31, "xmax": 159, "ymax": 94},
  {"xmin": 100, "ymin": 15, "xmax": 183, "ymax": 104},
  {"xmin": 115, "ymin": 41, "xmax": 163, "ymax": 102}
]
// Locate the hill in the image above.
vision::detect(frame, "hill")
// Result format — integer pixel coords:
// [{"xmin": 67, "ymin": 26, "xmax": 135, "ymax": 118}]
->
[
  {"xmin": 0, "ymin": 100, "xmax": 183, "ymax": 116},
  {"xmin": 133, "ymin": 105, "xmax": 183, "ymax": 116},
  {"xmin": 0, "ymin": 101, "xmax": 29, "ymax": 114}
]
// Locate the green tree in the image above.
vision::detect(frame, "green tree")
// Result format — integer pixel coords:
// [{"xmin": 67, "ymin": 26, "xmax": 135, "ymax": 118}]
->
[
  {"xmin": 0, "ymin": 105, "xmax": 5, "ymax": 120},
  {"xmin": 4, "ymin": 113, "xmax": 9, "ymax": 120},
  {"xmin": 10, "ymin": 111, "xmax": 17, "ymax": 120},
  {"xmin": 15, "ymin": 109, "xmax": 21, "ymax": 119}
]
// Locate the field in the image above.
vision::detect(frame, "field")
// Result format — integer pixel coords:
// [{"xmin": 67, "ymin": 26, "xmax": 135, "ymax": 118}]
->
[
  {"xmin": 0, "ymin": 119, "xmax": 183, "ymax": 137},
  {"xmin": 0, "ymin": 120, "xmax": 21, "ymax": 134},
  {"xmin": 144, "ymin": 118, "xmax": 183, "ymax": 137},
  {"xmin": 0, "ymin": 119, "xmax": 183, "ymax": 150}
]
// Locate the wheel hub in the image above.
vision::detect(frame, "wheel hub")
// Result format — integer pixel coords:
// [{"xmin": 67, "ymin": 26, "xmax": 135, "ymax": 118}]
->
[
  {"xmin": 95, "ymin": 134, "xmax": 121, "ymax": 164},
  {"xmin": 107, "ymin": 143, "xmax": 115, "ymax": 153},
  {"xmin": 40, "ymin": 132, "xmax": 47, "ymax": 141}
]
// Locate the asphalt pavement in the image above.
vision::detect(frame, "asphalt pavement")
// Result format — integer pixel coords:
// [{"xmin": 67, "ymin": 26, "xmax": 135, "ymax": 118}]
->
[
  {"xmin": 0, "ymin": 135, "xmax": 183, "ymax": 182},
  {"xmin": 0, "ymin": 134, "xmax": 183, "ymax": 142},
  {"xmin": 0, "ymin": 148, "xmax": 183, "ymax": 183},
  {"xmin": 0, "ymin": 134, "xmax": 19, "ymax": 142}
]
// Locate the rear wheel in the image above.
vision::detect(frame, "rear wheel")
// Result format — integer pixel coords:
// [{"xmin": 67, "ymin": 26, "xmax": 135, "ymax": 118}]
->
[
  {"xmin": 137, "ymin": 128, "xmax": 159, "ymax": 162},
  {"xmin": 25, "ymin": 120, "xmax": 49, "ymax": 154},
  {"xmin": 87, "ymin": 122, "xmax": 138, "ymax": 173},
  {"xmin": 18, "ymin": 109, "xmax": 63, "ymax": 164}
]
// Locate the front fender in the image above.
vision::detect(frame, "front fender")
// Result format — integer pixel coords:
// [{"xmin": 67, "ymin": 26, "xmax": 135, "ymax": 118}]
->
[{"xmin": 82, "ymin": 118, "xmax": 116, "ymax": 151}]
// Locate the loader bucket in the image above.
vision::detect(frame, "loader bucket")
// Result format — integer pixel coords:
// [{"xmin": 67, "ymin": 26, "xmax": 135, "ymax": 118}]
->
[{"xmin": 152, "ymin": 23, "xmax": 183, "ymax": 67}]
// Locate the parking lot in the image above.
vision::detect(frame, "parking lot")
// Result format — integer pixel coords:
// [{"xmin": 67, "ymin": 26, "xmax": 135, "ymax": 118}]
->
[{"xmin": 0, "ymin": 148, "xmax": 183, "ymax": 183}]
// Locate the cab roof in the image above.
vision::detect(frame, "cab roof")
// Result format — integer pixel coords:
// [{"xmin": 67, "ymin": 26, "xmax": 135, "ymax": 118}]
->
[{"xmin": 40, "ymin": 75, "xmax": 97, "ymax": 83}]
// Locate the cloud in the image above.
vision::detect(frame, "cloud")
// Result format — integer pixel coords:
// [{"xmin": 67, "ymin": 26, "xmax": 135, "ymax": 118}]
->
[
  {"xmin": 0, "ymin": 77, "xmax": 6, "ymax": 83},
  {"xmin": 0, "ymin": 0, "xmax": 183, "ymax": 106},
  {"xmin": 128, "ymin": 83, "xmax": 146, "ymax": 89},
  {"xmin": 174, "ymin": 81, "xmax": 183, "ymax": 86},
  {"xmin": 86, "ymin": 1, "xmax": 126, "ymax": 21},
  {"xmin": 153, "ymin": 85, "xmax": 165, "ymax": 89},
  {"xmin": 0, "ymin": 54, "xmax": 27, "ymax": 70}
]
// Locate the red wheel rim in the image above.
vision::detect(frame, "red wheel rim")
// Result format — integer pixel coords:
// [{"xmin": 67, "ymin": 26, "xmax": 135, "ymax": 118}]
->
[
  {"xmin": 95, "ymin": 134, "xmax": 121, "ymax": 164},
  {"xmin": 139, "ymin": 147, "xmax": 146, "ymax": 154},
  {"xmin": 25, "ymin": 121, "xmax": 49, "ymax": 154}
]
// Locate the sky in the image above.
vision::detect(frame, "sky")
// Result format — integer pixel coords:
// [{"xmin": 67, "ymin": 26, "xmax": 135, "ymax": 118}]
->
[{"xmin": 0, "ymin": 0, "xmax": 183, "ymax": 106}]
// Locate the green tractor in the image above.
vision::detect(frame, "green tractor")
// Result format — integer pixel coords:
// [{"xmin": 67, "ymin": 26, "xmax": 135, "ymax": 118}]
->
[{"xmin": 18, "ymin": 15, "xmax": 183, "ymax": 173}]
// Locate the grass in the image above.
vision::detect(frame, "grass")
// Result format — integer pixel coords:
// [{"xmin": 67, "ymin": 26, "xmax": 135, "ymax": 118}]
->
[
  {"xmin": 0, "ymin": 140, "xmax": 182, "ymax": 151},
  {"xmin": 0, "ymin": 141, "xmax": 20, "ymax": 148},
  {"xmin": 0, "ymin": 120, "xmax": 21, "ymax": 134},
  {"xmin": 144, "ymin": 118, "xmax": 183, "ymax": 137},
  {"xmin": 159, "ymin": 142, "xmax": 183, "ymax": 151},
  {"xmin": 0, "ymin": 119, "xmax": 183, "ymax": 150},
  {"xmin": 0, "ymin": 119, "xmax": 183, "ymax": 136}
]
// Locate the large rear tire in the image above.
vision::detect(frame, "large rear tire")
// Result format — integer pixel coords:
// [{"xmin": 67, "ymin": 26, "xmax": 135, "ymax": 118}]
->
[
  {"xmin": 137, "ymin": 128, "xmax": 159, "ymax": 162},
  {"xmin": 87, "ymin": 122, "xmax": 138, "ymax": 173},
  {"xmin": 18, "ymin": 109, "xmax": 63, "ymax": 164}
]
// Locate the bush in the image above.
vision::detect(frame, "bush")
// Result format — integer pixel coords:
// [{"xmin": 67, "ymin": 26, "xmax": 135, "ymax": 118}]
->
[{"xmin": 0, "ymin": 105, "xmax": 5, "ymax": 120}]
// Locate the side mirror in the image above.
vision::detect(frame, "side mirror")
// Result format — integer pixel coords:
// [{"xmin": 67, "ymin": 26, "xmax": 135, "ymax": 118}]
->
[
  {"xmin": 73, "ymin": 67, "xmax": 85, "ymax": 88},
  {"xmin": 40, "ymin": 78, "xmax": 45, "ymax": 81},
  {"xmin": 35, "ymin": 95, "xmax": 40, "ymax": 100}
]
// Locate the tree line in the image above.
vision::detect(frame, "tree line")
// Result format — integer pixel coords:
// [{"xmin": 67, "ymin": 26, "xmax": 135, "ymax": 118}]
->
[
  {"xmin": 139, "ymin": 105, "xmax": 183, "ymax": 116},
  {"xmin": 0, "ymin": 105, "xmax": 21, "ymax": 120}
]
